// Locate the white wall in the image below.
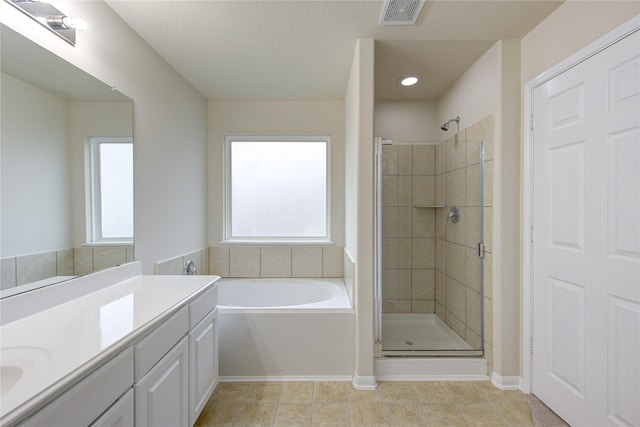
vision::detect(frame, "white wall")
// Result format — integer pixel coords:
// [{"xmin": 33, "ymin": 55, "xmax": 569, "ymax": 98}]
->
[
  {"xmin": 437, "ymin": 42, "xmax": 501, "ymax": 140},
  {"xmin": 1, "ymin": 73, "xmax": 71, "ymax": 257},
  {"xmin": 374, "ymin": 101, "xmax": 439, "ymax": 142},
  {"xmin": 521, "ymin": 1, "xmax": 639, "ymax": 85},
  {"xmin": 207, "ymin": 100, "xmax": 345, "ymax": 246},
  {"xmin": 1, "ymin": 1, "xmax": 208, "ymax": 273},
  {"xmin": 67, "ymin": 102, "xmax": 132, "ymax": 247},
  {"xmin": 345, "ymin": 39, "xmax": 376, "ymax": 386},
  {"xmin": 436, "ymin": 39, "xmax": 524, "ymax": 378}
]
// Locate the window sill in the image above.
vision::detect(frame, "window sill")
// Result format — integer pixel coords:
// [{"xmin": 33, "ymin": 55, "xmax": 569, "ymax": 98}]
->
[
  {"xmin": 219, "ymin": 239, "xmax": 335, "ymax": 246},
  {"xmin": 82, "ymin": 241, "xmax": 133, "ymax": 247}
]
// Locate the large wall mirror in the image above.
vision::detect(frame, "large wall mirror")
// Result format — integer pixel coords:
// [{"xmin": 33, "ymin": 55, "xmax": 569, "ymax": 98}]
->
[{"xmin": 1, "ymin": 24, "xmax": 134, "ymax": 298}]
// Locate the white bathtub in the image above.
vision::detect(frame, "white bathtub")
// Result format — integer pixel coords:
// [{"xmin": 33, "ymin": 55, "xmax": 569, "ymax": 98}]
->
[
  {"xmin": 217, "ymin": 278, "xmax": 352, "ymax": 310},
  {"xmin": 217, "ymin": 278, "xmax": 355, "ymax": 380}
]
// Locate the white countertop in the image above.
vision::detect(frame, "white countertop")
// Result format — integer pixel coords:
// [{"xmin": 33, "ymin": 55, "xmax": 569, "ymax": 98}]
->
[{"xmin": 0, "ymin": 274, "xmax": 218, "ymax": 424}]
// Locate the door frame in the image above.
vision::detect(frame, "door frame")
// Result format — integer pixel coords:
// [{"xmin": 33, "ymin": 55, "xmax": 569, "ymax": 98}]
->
[{"xmin": 521, "ymin": 15, "xmax": 640, "ymax": 394}]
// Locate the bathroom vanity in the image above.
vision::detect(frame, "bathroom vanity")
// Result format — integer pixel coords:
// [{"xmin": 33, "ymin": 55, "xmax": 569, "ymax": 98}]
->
[{"xmin": 0, "ymin": 262, "xmax": 219, "ymax": 426}]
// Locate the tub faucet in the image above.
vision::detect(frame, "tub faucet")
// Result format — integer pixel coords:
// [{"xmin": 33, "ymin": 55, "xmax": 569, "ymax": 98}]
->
[{"xmin": 185, "ymin": 260, "xmax": 197, "ymax": 275}]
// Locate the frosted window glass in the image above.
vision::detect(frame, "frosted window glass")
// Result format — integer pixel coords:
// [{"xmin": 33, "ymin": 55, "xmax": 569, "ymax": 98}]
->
[
  {"xmin": 230, "ymin": 140, "xmax": 327, "ymax": 238},
  {"xmin": 99, "ymin": 143, "xmax": 133, "ymax": 238}
]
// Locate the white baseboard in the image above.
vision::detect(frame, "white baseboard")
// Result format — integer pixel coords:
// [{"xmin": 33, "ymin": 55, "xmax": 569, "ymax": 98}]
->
[
  {"xmin": 220, "ymin": 375, "xmax": 353, "ymax": 382},
  {"xmin": 352, "ymin": 375, "xmax": 377, "ymax": 390},
  {"xmin": 491, "ymin": 372, "xmax": 522, "ymax": 390}
]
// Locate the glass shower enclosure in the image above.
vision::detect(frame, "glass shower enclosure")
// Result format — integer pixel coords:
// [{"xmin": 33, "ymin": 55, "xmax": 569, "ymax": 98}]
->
[{"xmin": 374, "ymin": 137, "xmax": 485, "ymax": 356}]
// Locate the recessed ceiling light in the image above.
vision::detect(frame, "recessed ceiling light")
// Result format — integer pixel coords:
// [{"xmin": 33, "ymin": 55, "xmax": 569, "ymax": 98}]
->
[{"xmin": 400, "ymin": 75, "xmax": 420, "ymax": 86}]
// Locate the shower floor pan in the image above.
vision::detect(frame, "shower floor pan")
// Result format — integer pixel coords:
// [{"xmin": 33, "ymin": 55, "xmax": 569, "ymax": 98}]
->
[{"xmin": 382, "ymin": 314, "xmax": 482, "ymax": 356}]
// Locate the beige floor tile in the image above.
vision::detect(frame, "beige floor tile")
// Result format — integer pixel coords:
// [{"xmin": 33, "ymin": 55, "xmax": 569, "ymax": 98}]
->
[
  {"xmin": 281, "ymin": 382, "xmax": 314, "ymax": 403},
  {"xmin": 422, "ymin": 404, "xmax": 467, "ymax": 427},
  {"xmin": 211, "ymin": 382, "xmax": 250, "ymax": 402},
  {"xmin": 457, "ymin": 402, "xmax": 507, "ymax": 426},
  {"xmin": 471, "ymin": 382, "xmax": 528, "ymax": 402},
  {"xmin": 314, "ymin": 381, "xmax": 347, "ymax": 403},
  {"xmin": 441, "ymin": 382, "xmax": 486, "ymax": 403},
  {"xmin": 350, "ymin": 401, "xmax": 390, "ymax": 426},
  {"xmin": 411, "ymin": 382, "xmax": 453, "ymax": 404},
  {"xmin": 234, "ymin": 402, "xmax": 277, "ymax": 426},
  {"xmin": 494, "ymin": 400, "xmax": 534, "ymax": 427},
  {"xmin": 384, "ymin": 402, "xmax": 428, "ymax": 426},
  {"xmin": 194, "ymin": 401, "xmax": 241, "ymax": 426},
  {"xmin": 347, "ymin": 386, "xmax": 382, "ymax": 402},
  {"xmin": 378, "ymin": 381, "xmax": 418, "ymax": 403},
  {"xmin": 274, "ymin": 403, "xmax": 312, "ymax": 426},
  {"xmin": 312, "ymin": 402, "xmax": 350, "ymax": 426},
  {"xmin": 245, "ymin": 382, "xmax": 282, "ymax": 402}
]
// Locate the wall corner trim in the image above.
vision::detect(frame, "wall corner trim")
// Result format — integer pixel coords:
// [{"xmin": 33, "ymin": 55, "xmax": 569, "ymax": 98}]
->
[
  {"xmin": 491, "ymin": 372, "xmax": 522, "ymax": 391},
  {"xmin": 352, "ymin": 374, "xmax": 377, "ymax": 390}
]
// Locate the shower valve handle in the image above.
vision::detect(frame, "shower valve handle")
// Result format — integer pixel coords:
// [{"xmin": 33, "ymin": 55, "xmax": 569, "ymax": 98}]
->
[{"xmin": 448, "ymin": 206, "xmax": 460, "ymax": 224}]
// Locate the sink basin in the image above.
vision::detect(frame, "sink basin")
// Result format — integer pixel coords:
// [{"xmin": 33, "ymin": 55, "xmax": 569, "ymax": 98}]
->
[
  {"xmin": 0, "ymin": 366, "xmax": 23, "ymax": 394},
  {"xmin": 0, "ymin": 346, "xmax": 51, "ymax": 397}
]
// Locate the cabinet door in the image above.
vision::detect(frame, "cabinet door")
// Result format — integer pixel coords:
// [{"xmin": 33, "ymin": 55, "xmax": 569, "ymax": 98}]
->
[
  {"xmin": 189, "ymin": 309, "xmax": 218, "ymax": 426},
  {"xmin": 135, "ymin": 337, "xmax": 188, "ymax": 427},
  {"xmin": 90, "ymin": 389, "xmax": 134, "ymax": 427}
]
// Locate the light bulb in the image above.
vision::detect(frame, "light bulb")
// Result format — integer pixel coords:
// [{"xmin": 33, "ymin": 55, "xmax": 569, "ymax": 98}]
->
[{"xmin": 400, "ymin": 75, "xmax": 420, "ymax": 86}]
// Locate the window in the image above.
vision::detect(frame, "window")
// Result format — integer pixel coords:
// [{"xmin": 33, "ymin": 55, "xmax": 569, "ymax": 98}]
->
[
  {"xmin": 224, "ymin": 135, "xmax": 330, "ymax": 242},
  {"xmin": 86, "ymin": 137, "xmax": 133, "ymax": 243}
]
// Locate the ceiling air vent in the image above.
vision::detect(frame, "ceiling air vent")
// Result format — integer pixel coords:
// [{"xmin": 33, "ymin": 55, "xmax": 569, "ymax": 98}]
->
[{"xmin": 379, "ymin": 0, "xmax": 426, "ymax": 25}]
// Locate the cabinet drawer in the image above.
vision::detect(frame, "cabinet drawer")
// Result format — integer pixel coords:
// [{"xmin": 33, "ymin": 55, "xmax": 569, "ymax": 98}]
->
[
  {"xmin": 134, "ymin": 306, "xmax": 188, "ymax": 381},
  {"xmin": 20, "ymin": 348, "xmax": 133, "ymax": 427},
  {"xmin": 189, "ymin": 284, "xmax": 216, "ymax": 329},
  {"xmin": 90, "ymin": 389, "xmax": 134, "ymax": 427}
]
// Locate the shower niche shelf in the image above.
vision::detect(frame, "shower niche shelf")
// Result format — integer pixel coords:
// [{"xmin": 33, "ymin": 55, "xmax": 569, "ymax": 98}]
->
[{"xmin": 413, "ymin": 204, "xmax": 445, "ymax": 208}]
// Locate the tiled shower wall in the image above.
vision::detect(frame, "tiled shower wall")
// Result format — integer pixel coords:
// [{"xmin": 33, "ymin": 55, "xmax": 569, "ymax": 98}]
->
[
  {"xmin": 434, "ymin": 115, "xmax": 494, "ymax": 366},
  {"xmin": 381, "ymin": 144, "xmax": 437, "ymax": 314},
  {"xmin": 0, "ymin": 245, "xmax": 133, "ymax": 290}
]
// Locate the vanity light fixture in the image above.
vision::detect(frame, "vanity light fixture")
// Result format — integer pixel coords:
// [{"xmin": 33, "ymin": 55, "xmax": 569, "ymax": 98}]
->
[
  {"xmin": 400, "ymin": 74, "xmax": 420, "ymax": 86},
  {"xmin": 45, "ymin": 15, "xmax": 88, "ymax": 30},
  {"xmin": 4, "ymin": 0, "xmax": 86, "ymax": 45}
]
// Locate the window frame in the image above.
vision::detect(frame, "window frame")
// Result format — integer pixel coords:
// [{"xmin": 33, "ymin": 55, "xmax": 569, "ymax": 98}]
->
[
  {"xmin": 85, "ymin": 136, "xmax": 134, "ymax": 245},
  {"xmin": 223, "ymin": 135, "xmax": 332, "ymax": 244}
]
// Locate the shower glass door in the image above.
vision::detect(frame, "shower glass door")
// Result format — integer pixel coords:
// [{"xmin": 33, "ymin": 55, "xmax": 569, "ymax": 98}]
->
[{"xmin": 375, "ymin": 137, "xmax": 485, "ymax": 356}]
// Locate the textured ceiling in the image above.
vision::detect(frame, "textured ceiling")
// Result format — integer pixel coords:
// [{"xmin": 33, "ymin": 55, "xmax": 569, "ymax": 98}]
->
[{"xmin": 106, "ymin": 0, "xmax": 564, "ymax": 101}]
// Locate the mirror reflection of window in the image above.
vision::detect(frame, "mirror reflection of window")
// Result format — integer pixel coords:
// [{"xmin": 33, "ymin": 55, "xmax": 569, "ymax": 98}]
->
[{"xmin": 86, "ymin": 137, "xmax": 133, "ymax": 243}]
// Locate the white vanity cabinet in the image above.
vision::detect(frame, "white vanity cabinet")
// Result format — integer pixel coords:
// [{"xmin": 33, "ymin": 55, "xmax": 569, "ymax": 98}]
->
[
  {"xmin": 133, "ymin": 284, "xmax": 219, "ymax": 427},
  {"xmin": 2, "ymin": 274, "xmax": 218, "ymax": 427},
  {"xmin": 189, "ymin": 308, "xmax": 218, "ymax": 425},
  {"xmin": 19, "ymin": 348, "xmax": 134, "ymax": 427},
  {"xmin": 188, "ymin": 286, "xmax": 218, "ymax": 425},
  {"xmin": 135, "ymin": 337, "xmax": 189, "ymax": 426},
  {"xmin": 134, "ymin": 307, "xmax": 190, "ymax": 426},
  {"xmin": 90, "ymin": 390, "xmax": 134, "ymax": 427}
]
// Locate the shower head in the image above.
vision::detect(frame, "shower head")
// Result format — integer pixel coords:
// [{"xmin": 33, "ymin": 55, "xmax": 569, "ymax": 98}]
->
[{"xmin": 441, "ymin": 116, "xmax": 460, "ymax": 132}]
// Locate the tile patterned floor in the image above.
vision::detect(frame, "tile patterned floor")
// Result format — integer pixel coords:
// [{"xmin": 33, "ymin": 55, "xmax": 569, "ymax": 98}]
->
[{"xmin": 195, "ymin": 381, "xmax": 534, "ymax": 426}]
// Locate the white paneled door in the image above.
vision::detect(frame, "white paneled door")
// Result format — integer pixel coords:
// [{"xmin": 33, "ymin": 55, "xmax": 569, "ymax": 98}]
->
[{"xmin": 532, "ymin": 29, "xmax": 640, "ymax": 426}]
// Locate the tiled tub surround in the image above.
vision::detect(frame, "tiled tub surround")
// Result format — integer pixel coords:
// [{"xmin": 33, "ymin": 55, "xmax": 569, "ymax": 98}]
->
[
  {"xmin": 434, "ymin": 115, "xmax": 494, "ymax": 367},
  {"xmin": 380, "ymin": 143, "xmax": 437, "ymax": 314},
  {"xmin": 0, "ymin": 262, "xmax": 219, "ymax": 425},
  {"xmin": 209, "ymin": 246, "xmax": 343, "ymax": 278},
  {"xmin": 154, "ymin": 247, "xmax": 210, "ymax": 275},
  {"xmin": 0, "ymin": 245, "xmax": 133, "ymax": 291}
]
